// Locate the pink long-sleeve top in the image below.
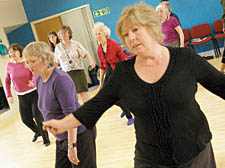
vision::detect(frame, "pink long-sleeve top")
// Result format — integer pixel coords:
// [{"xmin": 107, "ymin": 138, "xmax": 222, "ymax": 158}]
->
[{"xmin": 5, "ymin": 62, "xmax": 37, "ymax": 97}]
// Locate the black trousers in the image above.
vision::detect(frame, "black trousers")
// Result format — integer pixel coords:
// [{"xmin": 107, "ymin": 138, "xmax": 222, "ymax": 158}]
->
[
  {"xmin": 55, "ymin": 127, "xmax": 97, "ymax": 168},
  {"xmin": 0, "ymin": 87, "xmax": 9, "ymax": 109},
  {"xmin": 103, "ymin": 65, "xmax": 132, "ymax": 119},
  {"xmin": 134, "ymin": 142, "xmax": 216, "ymax": 168},
  {"xmin": 18, "ymin": 90, "xmax": 49, "ymax": 143},
  {"xmin": 222, "ymin": 50, "xmax": 225, "ymax": 63}
]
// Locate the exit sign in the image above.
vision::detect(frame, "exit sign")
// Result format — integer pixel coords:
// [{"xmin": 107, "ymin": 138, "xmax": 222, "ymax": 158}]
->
[{"xmin": 93, "ymin": 7, "xmax": 110, "ymax": 18}]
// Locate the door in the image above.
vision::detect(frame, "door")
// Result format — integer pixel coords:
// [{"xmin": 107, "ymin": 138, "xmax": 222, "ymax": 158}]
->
[{"xmin": 34, "ymin": 16, "xmax": 63, "ymax": 44}]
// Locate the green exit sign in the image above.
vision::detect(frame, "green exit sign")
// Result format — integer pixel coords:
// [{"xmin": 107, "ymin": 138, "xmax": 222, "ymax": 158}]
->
[{"xmin": 93, "ymin": 7, "xmax": 110, "ymax": 18}]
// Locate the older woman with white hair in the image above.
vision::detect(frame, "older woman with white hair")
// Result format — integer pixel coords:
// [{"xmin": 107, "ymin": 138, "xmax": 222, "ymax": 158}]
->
[
  {"xmin": 92, "ymin": 22, "xmax": 134, "ymax": 126},
  {"xmin": 156, "ymin": 3, "xmax": 184, "ymax": 47}
]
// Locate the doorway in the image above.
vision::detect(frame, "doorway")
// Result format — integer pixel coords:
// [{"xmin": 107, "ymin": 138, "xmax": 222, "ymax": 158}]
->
[{"xmin": 31, "ymin": 4, "xmax": 99, "ymax": 83}]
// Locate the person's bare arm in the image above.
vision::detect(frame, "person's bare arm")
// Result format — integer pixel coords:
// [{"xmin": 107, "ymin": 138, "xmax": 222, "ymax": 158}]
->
[
  {"xmin": 175, "ymin": 25, "xmax": 184, "ymax": 47},
  {"xmin": 99, "ymin": 69, "xmax": 105, "ymax": 90},
  {"xmin": 67, "ymin": 128, "xmax": 80, "ymax": 165},
  {"xmin": 85, "ymin": 54, "xmax": 96, "ymax": 68}
]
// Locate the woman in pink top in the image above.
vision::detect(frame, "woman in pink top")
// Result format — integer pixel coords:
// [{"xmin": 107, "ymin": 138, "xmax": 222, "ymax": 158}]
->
[
  {"xmin": 156, "ymin": 3, "xmax": 184, "ymax": 47},
  {"xmin": 5, "ymin": 43, "xmax": 50, "ymax": 146}
]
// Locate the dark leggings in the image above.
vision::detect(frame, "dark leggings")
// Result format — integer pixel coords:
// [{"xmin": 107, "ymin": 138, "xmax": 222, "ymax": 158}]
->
[
  {"xmin": 103, "ymin": 66, "xmax": 133, "ymax": 119},
  {"xmin": 0, "ymin": 87, "xmax": 9, "ymax": 109},
  {"xmin": 18, "ymin": 90, "xmax": 49, "ymax": 143}
]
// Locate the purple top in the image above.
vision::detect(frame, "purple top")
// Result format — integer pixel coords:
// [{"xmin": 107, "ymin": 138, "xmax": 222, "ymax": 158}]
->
[
  {"xmin": 36, "ymin": 68, "xmax": 86, "ymax": 141},
  {"xmin": 162, "ymin": 16, "xmax": 180, "ymax": 44}
]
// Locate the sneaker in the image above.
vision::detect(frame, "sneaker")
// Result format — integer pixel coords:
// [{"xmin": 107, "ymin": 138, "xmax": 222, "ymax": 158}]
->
[
  {"xmin": 120, "ymin": 111, "xmax": 125, "ymax": 118},
  {"xmin": 127, "ymin": 118, "xmax": 134, "ymax": 126}
]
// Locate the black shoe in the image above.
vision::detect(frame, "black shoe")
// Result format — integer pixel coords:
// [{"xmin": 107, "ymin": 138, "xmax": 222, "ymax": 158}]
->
[
  {"xmin": 44, "ymin": 142, "xmax": 50, "ymax": 147},
  {"xmin": 32, "ymin": 134, "xmax": 40, "ymax": 142}
]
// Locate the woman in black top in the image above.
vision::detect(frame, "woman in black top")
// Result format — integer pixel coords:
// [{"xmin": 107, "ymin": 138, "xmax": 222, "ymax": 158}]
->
[{"xmin": 43, "ymin": 3, "xmax": 225, "ymax": 168}]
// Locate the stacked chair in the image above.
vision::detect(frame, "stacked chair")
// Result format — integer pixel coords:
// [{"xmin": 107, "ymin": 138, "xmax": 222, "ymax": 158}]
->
[{"xmin": 189, "ymin": 23, "xmax": 219, "ymax": 58}]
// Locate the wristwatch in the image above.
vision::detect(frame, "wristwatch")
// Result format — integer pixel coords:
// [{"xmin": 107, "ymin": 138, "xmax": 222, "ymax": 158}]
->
[{"xmin": 68, "ymin": 142, "xmax": 77, "ymax": 149}]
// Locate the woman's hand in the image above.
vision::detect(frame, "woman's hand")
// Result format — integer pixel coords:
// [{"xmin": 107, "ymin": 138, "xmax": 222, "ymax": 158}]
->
[
  {"xmin": 68, "ymin": 147, "xmax": 80, "ymax": 165},
  {"xmin": 8, "ymin": 97, "xmax": 14, "ymax": 104},
  {"xmin": 90, "ymin": 60, "xmax": 96, "ymax": 69},
  {"xmin": 43, "ymin": 114, "xmax": 82, "ymax": 135},
  {"xmin": 86, "ymin": 54, "xmax": 96, "ymax": 68},
  {"xmin": 43, "ymin": 119, "xmax": 67, "ymax": 135},
  {"xmin": 98, "ymin": 84, "xmax": 103, "ymax": 92},
  {"xmin": 28, "ymin": 81, "xmax": 35, "ymax": 88}
]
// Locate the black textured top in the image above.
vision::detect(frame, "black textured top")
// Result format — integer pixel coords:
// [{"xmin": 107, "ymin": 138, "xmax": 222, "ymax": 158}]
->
[{"xmin": 73, "ymin": 47, "xmax": 225, "ymax": 166}]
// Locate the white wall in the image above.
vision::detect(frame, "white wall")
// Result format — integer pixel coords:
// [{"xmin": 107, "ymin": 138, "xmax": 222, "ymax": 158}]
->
[
  {"xmin": 0, "ymin": 28, "xmax": 9, "ymax": 47},
  {"xmin": 0, "ymin": 0, "xmax": 27, "ymax": 27}
]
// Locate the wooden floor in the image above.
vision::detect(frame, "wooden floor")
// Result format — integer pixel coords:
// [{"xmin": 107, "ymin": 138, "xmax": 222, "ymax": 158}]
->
[{"xmin": 0, "ymin": 57, "xmax": 224, "ymax": 168}]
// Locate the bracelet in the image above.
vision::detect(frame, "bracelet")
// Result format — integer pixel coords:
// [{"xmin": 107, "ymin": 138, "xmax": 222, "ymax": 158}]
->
[{"xmin": 68, "ymin": 142, "xmax": 77, "ymax": 149}]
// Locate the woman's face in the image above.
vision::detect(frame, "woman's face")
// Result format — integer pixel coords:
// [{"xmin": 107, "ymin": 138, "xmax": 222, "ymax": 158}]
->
[
  {"xmin": 156, "ymin": 8, "xmax": 168, "ymax": 22},
  {"xmin": 95, "ymin": 29, "xmax": 107, "ymax": 44},
  {"xmin": 123, "ymin": 20, "xmax": 157, "ymax": 56},
  {"xmin": 25, "ymin": 55, "xmax": 47, "ymax": 75},
  {"xmin": 59, "ymin": 29, "xmax": 70, "ymax": 43},
  {"xmin": 48, "ymin": 34, "xmax": 57, "ymax": 44},
  {"xmin": 8, "ymin": 49, "xmax": 21, "ymax": 62}
]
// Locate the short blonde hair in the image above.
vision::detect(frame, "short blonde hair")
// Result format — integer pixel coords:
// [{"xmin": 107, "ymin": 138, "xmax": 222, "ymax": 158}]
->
[
  {"xmin": 116, "ymin": 3, "xmax": 164, "ymax": 50},
  {"xmin": 161, "ymin": 1, "xmax": 172, "ymax": 12},
  {"xmin": 156, "ymin": 3, "xmax": 169, "ymax": 13},
  {"xmin": 92, "ymin": 22, "xmax": 111, "ymax": 38},
  {"xmin": 23, "ymin": 41, "xmax": 55, "ymax": 67}
]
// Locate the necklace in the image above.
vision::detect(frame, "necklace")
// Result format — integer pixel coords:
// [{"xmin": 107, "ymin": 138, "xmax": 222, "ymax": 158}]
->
[
  {"xmin": 101, "ymin": 41, "xmax": 107, "ymax": 53},
  {"xmin": 62, "ymin": 42, "xmax": 73, "ymax": 64}
]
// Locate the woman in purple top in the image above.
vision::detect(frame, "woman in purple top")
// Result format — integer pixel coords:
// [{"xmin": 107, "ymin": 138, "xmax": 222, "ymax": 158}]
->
[
  {"xmin": 5, "ymin": 43, "xmax": 50, "ymax": 146},
  {"xmin": 156, "ymin": 3, "xmax": 184, "ymax": 47},
  {"xmin": 23, "ymin": 41, "xmax": 96, "ymax": 168}
]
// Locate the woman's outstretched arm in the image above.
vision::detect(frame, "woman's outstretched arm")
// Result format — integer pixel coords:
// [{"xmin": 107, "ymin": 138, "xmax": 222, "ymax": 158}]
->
[{"xmin": 43, "ymin": 114, "xmax": 82, "ymax": 135}]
